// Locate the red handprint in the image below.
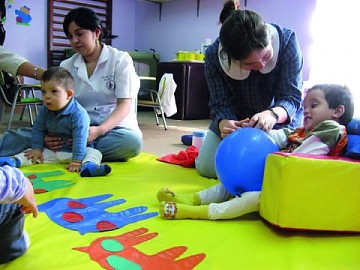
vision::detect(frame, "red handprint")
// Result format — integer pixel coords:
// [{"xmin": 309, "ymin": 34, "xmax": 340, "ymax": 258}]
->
[{"xmin": 74, "ymin": 227, "xmax": 206, "ymax": 270}]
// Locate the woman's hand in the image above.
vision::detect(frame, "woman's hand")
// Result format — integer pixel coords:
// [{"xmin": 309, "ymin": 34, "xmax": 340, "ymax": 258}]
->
[
  {"xmin": 243, "ymin": 110, "xmax": 277, "ymax": 133},
  {"xmin": 16, "ymin": 177, "xmax": 38, "ymax": 218},
  {"xmin": 44, "ymin": 135, "xmax": 63, "ymax": 151},
  {"xmin": 88, "ymin": 126, "xmax": 103, "ymax": 142},
  {"xmin": 24, "ymin": 149, "xmax": 44, "ymax": 164},
  {"xmin": 219, "ymin": 119, "xmax": 249, "ymax": 138}
]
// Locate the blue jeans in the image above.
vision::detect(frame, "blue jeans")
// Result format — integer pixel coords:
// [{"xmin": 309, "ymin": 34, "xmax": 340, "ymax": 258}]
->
[
  {"xmin": 92, "ymin": 127, "xmax": 143, "ymax": 161},
  {"xmin": 0, "ymin": 128, "xmax": 32, "ymax": 157},
  {"xmin": 0, "ymin": 127, "xmax": 143, "ymax": 161},
  {"xmin": 0, "ymin": 204, "xmax": 27, "ymax": 264}
]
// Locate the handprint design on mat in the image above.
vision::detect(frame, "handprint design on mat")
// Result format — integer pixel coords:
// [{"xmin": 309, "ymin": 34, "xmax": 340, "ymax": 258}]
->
[
  {"xmin": 25, "ymin": 170, "xmax": 75, "ymax": 194},
  {"xmin": 38, "ymin": 194, "xmax": 158, "ymax": 234},
  {"xmin": 74, "ymin": 227, "xmax": 206, "ymax": 270}
]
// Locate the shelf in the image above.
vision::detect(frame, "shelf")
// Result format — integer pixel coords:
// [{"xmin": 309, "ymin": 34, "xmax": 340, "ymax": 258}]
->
[{"xmin": 141, "ymin": 0, "xmax": 201, "ymax": 21}]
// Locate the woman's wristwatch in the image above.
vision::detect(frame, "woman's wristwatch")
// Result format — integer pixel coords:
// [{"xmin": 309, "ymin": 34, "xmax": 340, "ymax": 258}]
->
[{"xmin": 267, "ymin": 107, "xmax": 279, "ymax": 122}]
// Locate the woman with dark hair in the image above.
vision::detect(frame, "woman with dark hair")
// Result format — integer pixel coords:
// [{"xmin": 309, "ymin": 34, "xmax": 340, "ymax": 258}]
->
[
  {"xmin": 218, "ymin": 0, "xmax": 239, "ymax": 24},
  {"xmin": 45, "ymin": 7, "xmax": 142, "ymax": 161},
  {"xmin": 196, "ymin": 9, "xmax": 304, "ymax": 178}
]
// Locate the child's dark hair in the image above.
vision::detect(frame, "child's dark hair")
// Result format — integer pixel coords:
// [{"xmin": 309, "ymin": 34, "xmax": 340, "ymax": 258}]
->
[
  {"xmin": 307, "ymin": 84, "xmax": 354, "ymax": 126},
  {"xmin": 42, "ymin": 66, "xmax": 74, "ymax": 90}
]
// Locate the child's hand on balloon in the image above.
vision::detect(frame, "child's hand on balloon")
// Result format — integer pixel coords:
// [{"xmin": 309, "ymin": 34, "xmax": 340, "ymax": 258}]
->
[
  {"xmin": 219, "ymin": 119, "xmax": 250, "ymax": 138},
  {"xmin": 235, "ymin": 118, "xmax": 250, "ymax": 127}
]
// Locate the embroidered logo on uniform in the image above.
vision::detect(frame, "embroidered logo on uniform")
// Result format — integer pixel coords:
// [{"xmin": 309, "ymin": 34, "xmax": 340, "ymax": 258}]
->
[
  {"xmin": 107, "ymin": 80, "xmax": 116, "ymax": 91},
  {"xmin": 103, "ymin": 74, "xmax": 116, "ymax": 91}
]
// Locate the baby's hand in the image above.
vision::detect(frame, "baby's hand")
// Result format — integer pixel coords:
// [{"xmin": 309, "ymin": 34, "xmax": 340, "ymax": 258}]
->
[
  {"xmin": 219, "ymin": 119, "xmax": 240, "ymax": 138},
  {"xmin": 235, "ymin": 118, "xmax": 250, "ymax": 127},
  {"xmin": 15, "ymin": 177, "xmax": 38, "ymax": 218},
  {"xmin": 24, "ymin": 149, "xmax": 44, "ymax": 164},
  {"xmin": 67, "ymin": 160, "xmax": 82, "ymax": 173}
]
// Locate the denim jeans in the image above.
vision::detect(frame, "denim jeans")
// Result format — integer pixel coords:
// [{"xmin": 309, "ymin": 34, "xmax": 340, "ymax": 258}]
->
[
  {"xmin": 0, "ymin": 127, "xmax": 143, "ymax": 161},
  {"xmin": 92, "ymin": 127, "xmax": 143, "ymax": 161},
  {"xmin": 0, "ymin": 128, "xmax": 32, "ymax": 157},
  {"xmin": 0, "ymin": 204, "xmax": 27, "ymax": 264}
]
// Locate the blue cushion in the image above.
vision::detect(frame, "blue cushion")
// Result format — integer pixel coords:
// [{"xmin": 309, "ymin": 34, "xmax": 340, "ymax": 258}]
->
[
  {"xmin": 181, "ymin": 134, "xmax": 192, "ymax": 146},
  {"xmin": 345, "ymin": 134, "xmax": 360, "ymax": 159},
  {"xmin": 347, "ymin": 118, "xmax": 360, "ymax": 134}
]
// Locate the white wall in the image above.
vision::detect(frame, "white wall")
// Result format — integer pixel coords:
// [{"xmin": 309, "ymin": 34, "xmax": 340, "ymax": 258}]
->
[
  {"xmin": 112, "ymin": 0, "xmax": 136, "ymax": 51},
  {"xmin": 2, "ymin": 0, "xmax": 47, "ymax": 84},
  {"xmin": 134, "ymin": 0, "xmax": 316, "ymax": 80},
  {"xmin": 2, "ymin": 0, "xmax": 134, "ymax": 83},
  {"xmin": 2, "ymin": 0, "xmax": 316, "ymax": 81}
]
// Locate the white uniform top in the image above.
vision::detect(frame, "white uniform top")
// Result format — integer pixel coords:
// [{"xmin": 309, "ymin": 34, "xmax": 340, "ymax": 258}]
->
[
  {"xmin": 60, "ymin": 44, "xmax": 141, "ymax": 132},
  {"xmin": 0, "ymin": 46, "xmax": 28, "ymax": 76}
]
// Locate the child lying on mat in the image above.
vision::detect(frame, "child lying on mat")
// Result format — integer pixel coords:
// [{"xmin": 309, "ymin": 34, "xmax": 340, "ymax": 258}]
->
[
  {"xmin": 0, "ymin": 166, "xmax": 38, "ymax": 263},
  {"xmin": 157, "ymin": 84, "xmax": 354, "ymax": 220},
  {"xmin": 0, "ymin": 66, "xmax": 111, "ymax": 177}
]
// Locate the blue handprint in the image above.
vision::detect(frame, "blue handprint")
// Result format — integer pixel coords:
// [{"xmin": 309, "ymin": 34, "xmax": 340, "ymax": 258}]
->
[{"xmin": 38, "ymin": 194, "xmax": 158, "ymax": 234}]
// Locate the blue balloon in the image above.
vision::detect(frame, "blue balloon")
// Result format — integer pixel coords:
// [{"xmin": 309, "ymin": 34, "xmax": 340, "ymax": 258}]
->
[{"xmin": 215, "ymin": 128, "xmax": 279, "ymax": 196}]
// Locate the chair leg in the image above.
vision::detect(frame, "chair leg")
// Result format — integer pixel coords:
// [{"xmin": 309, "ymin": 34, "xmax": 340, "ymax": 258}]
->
[
  {"xmin": 19, "ymin": 106, "xmax": 26, "ymax": 120},
  {"xmin": 158, "ymin": 106, "xmax": 168, "ymax": 130},
  {"xmin": 8, "ymin": 89, "xmax": 22, "ymax": 130},
  {"xmin": 154, "ymin": 104, "xmax": 167, "ymax": 130},
  {"xmin": 152, "ymin": 107, "xmax": 160, "ymax": 125},
  {"xmin": 161, "ymin": 113, "xmax": 167, "ymax": 130},
  {"xmin": 8, "ymin": 103, "xmax": 17, "ymax": 130},
  {"xmin": 28, "ymin": 105, "xmax": 34, "ymax": 126},
  {"xmin": 0, "ymin": 102, "xmax": 5, "ymax": 124},
  {"xmin": 17, "ymin": 104, "xmax": 37, "ymax": 125}
]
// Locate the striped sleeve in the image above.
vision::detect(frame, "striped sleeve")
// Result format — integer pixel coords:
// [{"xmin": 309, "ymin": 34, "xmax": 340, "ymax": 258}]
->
[{"xmin": 0, "ymin": 165, "xmax": 27, "ymax": 204}]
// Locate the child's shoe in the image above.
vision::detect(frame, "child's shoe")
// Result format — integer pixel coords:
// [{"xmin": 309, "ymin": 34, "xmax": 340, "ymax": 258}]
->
[
  {"xmin": 80, "ymin": 162, "xmax": 111, "ymax": 177},
  {"xmin": 0, "ymin": 157, "xmax": 21, "ymax": 167}
]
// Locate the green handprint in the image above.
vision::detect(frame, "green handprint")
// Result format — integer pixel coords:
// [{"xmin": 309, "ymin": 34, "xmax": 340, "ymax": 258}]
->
[{"xmin": 25, "ymin": 170, "xmax": 75, "ymax": 193}]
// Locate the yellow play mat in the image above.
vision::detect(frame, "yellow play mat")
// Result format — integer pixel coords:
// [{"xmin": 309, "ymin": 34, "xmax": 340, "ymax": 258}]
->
[{"xmin": 1, "ymin": 153, "xmax": 359, "ymax": 270}]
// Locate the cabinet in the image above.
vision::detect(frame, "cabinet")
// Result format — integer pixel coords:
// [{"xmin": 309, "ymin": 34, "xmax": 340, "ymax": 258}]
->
[{"xmin": 156, "ymin": 61, "xmax": 210, "ymax": 120}]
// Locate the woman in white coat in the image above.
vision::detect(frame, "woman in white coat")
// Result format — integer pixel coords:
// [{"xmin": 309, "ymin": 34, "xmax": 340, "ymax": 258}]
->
[{"xmin": 46, "ymin": 7, "xmax": 142, "ymax": 161}]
